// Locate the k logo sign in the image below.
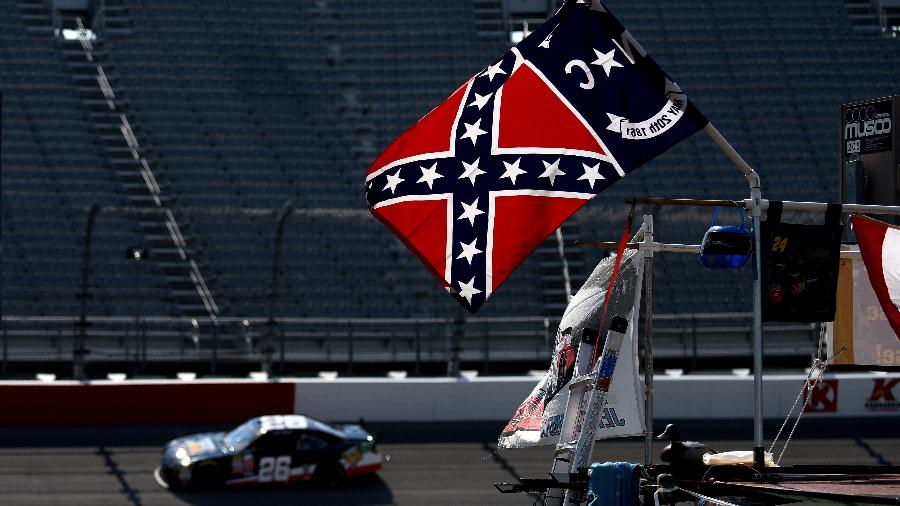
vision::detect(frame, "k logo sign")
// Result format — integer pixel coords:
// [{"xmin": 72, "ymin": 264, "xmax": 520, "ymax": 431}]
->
[
  {"xmin": 865, "ymin": 378, "xmax": 900, "ymax": 412},
  {"xmin": 803, "ymin": 379, "xmax": 838, "ymax": 413}
]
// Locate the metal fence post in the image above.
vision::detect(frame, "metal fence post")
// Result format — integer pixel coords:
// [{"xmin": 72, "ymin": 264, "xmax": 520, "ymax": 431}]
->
[
  {"xmin": 261, "ymin": 326, "xmax": 274, "ymax": 376},
  {"xmin": 691, "ymin": 315, "xmax": 698, "ymax": 371},
  {"xmin": 75, "ymin": 204, "xmax": 99, "ymax": 381},
  {"xmin": 140, "ymin": 316, "xmax": 147, "ymax": 374},
  {"xmin": 267, "ymin": 201, "xmax": 294, "ymax": 378},
  {"xmin": 543, "ymin": 318, "xmax": 550, "ymax": 348},
  {"xmin": 211, "ymin": 320, "xmax": 218, "ymax": 374},
  {"xmin": 482, "ymin": 321, "xmax": 490, "ymax": 375},
  {"xmin": 347, "ymin": 320, "xmax": 354, "ymax": 376},
  {"xmin": 414, "ymin": 321, "xmax": 421, "ymax": 376},
  {"xmin": 1, "ymin": 323, "xmax": 7, "ymax": 376},
  {"xmin": 279, "ymin": 320, "xmax": 286, "ymax": 375},
  {"xmin": 126, "ymin": 245, "xmax": 146, "ymax": 375},
  {"xmin": 448, "ymin": 307, "xmax": 466, "ymax": 377}
]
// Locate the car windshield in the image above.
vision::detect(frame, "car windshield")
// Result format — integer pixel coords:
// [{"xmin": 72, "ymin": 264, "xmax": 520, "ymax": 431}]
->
[{"xmin": 222, "ymin": 418, "xmax": 261, "ymax": 451}]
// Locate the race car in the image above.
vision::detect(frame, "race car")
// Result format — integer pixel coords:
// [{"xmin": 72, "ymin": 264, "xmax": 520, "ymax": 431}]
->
[{"xmin": 155, "ymin": 414, "xmax": 382, "ymax": 489}]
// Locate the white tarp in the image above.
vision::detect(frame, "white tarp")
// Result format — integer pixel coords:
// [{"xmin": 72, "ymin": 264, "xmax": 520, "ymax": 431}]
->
[{"xmin": 499, "ymin": 246, "xmax": 645, "ymax": 448}]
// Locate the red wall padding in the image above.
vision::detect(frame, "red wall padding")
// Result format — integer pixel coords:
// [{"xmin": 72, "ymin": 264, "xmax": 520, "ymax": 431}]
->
[{"xmin": 0, "ymin": 382, "xmax": 295, "ymax": 425}]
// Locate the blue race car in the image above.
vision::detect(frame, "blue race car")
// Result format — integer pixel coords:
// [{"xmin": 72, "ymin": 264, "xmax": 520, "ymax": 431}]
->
[{"xmin": 155, "ymin": 414, "xmax": 382, "ymax": 489}]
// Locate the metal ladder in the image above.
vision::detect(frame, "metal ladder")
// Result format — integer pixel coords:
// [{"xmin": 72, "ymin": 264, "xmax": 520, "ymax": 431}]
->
[{"xmin": 546, "ymin": 316, "xmax": 629, "ymax": 505}]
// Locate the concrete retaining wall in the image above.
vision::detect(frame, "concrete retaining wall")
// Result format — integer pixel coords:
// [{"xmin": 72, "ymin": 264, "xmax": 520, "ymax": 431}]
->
[{"xmin": 0, "ymin": 373, "xmax": 896, "ymax": 425}]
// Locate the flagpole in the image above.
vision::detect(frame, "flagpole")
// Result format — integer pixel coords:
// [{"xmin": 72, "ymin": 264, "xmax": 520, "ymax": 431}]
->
[
  {"xmin": 555, "ymin": 228, "xmax": 573, "ymax": 303},
  {"xmin": 703, "ymin": 122, "xmax": 766, "ymax": 468}
]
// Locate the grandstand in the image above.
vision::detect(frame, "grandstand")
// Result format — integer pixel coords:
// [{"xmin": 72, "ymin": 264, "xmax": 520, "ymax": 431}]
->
[{"xmin": 1, "ymin": 0, "xmax": 898, "ymax": 377}]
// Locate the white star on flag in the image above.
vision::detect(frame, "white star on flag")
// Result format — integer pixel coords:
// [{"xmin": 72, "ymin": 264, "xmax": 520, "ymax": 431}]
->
[
  {"xmin": 456, "ymin": 239, "xmax": 483, "ymax": 265},
  {"xmin": 482, "ymin": 61, "xmax": 507, "ymax": 81},
  {"xmin": 383, "ymin": 169, "xmax": 404, "ymax": 194},
  {"xmin": 468, "ymin": 92, "xmax": 492, "ymax": 110},
  {"xmin": 460, "ymin": 118, "xmax": 488, "ymax": 146},
  {"xmin": 459, "ymin": 158, "xmax": 486, "ymax": 185},
  {"xmin": 457, "ymin": 276, "xmax": 482, "ymax": 304},
  {"xmin": 458, "ymin": 198, "xmax": 484, "ymax": 226},
  {"xmin": 577, "ymin": 162, "xmax": 605, "ymax": 189},
  {"xmin": 539, "ymin": 159, "xmax": 565, "ymax": 186},
  {"xmin": 416, "ymin": 162, "xmax": 443, "ymax": 189},
  {"xmin": 500, "ymin": 157, "xmax": 527, "ymax": 185},
  {"xmin": 591, "ymin": 48, "xmax": 623, "ymax": 77},
  {"xmin": 538, "ymin": 33, "xmax": 552, "ymax": 48}
]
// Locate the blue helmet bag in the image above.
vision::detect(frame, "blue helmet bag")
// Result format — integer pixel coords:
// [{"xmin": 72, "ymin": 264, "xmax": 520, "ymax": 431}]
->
[{"xmin": 699, "ymin": 203, "xmax": 752, "ymax": 270}]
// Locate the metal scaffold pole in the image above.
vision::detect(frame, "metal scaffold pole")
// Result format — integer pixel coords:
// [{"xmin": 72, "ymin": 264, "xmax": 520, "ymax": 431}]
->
[
  {"xmin": 703, "ymin": 122, "xmax": 765, "ymax": 467},
  {"xmin": 641, "ymin": 215, "xmax": 655, "ymax": 468}
]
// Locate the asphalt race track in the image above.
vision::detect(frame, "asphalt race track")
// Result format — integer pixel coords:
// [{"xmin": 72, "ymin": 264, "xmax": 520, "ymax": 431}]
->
[{"xmin": 0, "ymin": 421, "xmax": 897, "ymax": 505}]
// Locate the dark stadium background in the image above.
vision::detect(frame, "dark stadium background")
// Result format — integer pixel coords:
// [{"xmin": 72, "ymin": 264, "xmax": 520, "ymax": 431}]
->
[
  {"xmin": 1, "ymin": 1, "xmax": 899, "ymax": 505},
  {"xmin": 1, "ymin": 0, "xmax": 898, "ymax": 378}
]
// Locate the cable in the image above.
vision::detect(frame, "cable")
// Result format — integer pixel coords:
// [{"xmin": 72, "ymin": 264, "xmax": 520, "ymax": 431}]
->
[{"xmin": 673, "ymin": 486, "xmax": 739, "ymax": 506}]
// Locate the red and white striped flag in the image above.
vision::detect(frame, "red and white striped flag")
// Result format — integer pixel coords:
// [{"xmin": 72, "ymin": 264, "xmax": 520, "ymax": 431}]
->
[{"xmin": 851, "ymin": 215, "xmax": 900, "ymax": 340}]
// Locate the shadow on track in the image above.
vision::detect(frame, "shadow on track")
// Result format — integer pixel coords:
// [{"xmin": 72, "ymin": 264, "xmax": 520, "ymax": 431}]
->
[
  {"xmin": 168, "ymin": 475, "xmax": 394, "ymax": 506},
  {"xmin": 481, "ymin": 441, "xmax": 541, "ymax": 503},
  {"xmin": 855, "ymin": 438, "xmax": 894, "ymax": 467},
  {"xmin": 98, "ymin": 445, "xmax": 144, "ymax": 506}
]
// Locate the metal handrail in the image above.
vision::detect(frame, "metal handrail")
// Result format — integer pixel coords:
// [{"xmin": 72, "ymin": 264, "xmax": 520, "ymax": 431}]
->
[
  {"xmin": 0, "ymin": 313, "xmax": 818, "ymax": 377},
  {"xmin": 1, "ymin": 312, "xmax": 757, "ymax": 324}
]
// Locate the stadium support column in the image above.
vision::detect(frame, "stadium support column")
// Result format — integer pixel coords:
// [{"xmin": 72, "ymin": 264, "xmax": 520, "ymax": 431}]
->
[
  {"xmin": 449, "ymin": 306, "xmax": 466, "ymax": 377},
  {"xmin": 704, "ymin": 123, "xmax": 765, "ymax": 468},
  {"xmin": 126, "ymin": 247, "xmax": 147, "ymax": 374},
  {"xmin": 75, "ymin": 204, "xmax": 99, "ymax": 381},
  {"xmin": 266, "ymin": 201, "xmax": 294, "ymax": 375}
]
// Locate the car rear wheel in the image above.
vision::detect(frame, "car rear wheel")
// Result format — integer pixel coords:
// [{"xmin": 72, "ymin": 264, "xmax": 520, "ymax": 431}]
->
[{"xmin": 313, "ymin": 461, "xmax": 344, "ymax": 487}]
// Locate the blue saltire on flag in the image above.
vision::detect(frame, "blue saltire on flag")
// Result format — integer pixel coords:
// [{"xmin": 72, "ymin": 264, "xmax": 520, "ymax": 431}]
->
[{"xmin": 365, "ymin": 0, "xmax": 708, "ymax": 312}]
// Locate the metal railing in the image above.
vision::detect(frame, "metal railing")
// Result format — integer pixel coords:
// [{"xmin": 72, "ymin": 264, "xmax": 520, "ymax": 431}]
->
[{"xmin": 0, "ymin": 313, "xmax": 819, "ymax": 378}]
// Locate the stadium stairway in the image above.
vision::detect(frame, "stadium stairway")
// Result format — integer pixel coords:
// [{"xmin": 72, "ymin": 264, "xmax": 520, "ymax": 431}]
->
[
  {"xmin": 51, "ymin": 14, "xmax": 223, "ymax": 320},
  {"xmin": 844, "ymin": 0, "xmax": 883, "ymax": 34},
  {"xmin": 473, "ymin": 0, "xmax": 508, "ymax": 39},
  {"xmin": 102, "ymin": 0, "xmax": 135, "ymax": 34},
  {"xmin": 537, "ymin": 222, "xmax": 587, "ymax": 316}
]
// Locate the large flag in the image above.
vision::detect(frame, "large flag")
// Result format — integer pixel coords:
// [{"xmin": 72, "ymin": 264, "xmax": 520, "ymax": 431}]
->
[
  {"xmin": 851, "ymin": 215, "xmax": 900, "ymax": 340},
  {"xmin": 365, "ymin": 0, "xmax": 707, "ymax": 312},
  {"xmin": 499, "ymin": 245, "xmax": 645, "ymax": 448}
]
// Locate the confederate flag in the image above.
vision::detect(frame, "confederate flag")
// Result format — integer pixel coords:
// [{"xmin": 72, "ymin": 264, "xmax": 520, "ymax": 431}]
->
[
  {"xmin": 365, "ymin": 0, "xmax": 708, "ymax": 312},
  {"xmin": 852, "ymin": 215, "xmax": 900, "ymax": 340}
]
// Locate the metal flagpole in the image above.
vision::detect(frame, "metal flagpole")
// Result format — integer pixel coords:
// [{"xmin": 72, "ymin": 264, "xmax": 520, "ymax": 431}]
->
[
  {"xmin": 703, "ymin": 123, "xmax": 766, "ymax": 468},
  {"xmin": 555, "ymin": 228, "xmax": 573, "ymax": 303}
]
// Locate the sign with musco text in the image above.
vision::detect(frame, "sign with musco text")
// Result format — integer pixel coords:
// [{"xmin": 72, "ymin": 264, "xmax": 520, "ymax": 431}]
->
[{"xmin": 842, "ymin": 98, "xmax": 893, "ymax": 156}]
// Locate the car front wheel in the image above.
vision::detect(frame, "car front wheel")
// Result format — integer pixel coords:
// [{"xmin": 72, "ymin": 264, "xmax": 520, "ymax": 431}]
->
[
  {"xmin": 313, "ymin": 461, "xmax": 344, "ymax": 487},
  {"xmin": 192, "ymin": 464, "xmax": 223, "ymax": 489}
]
